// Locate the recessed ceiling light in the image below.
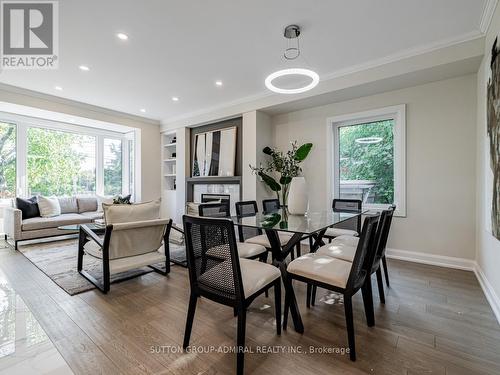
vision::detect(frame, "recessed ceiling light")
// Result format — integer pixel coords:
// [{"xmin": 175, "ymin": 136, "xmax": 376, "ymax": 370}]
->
[
  {"xmin": 116, "ymin": 32, "xmax": 128, "ymax": 40},
  {"xmin": 79, "ymin": 65, "xmax": 90, "ymax": 71},
  {"xmin": 140, "ymin": 108, "xmax": 146, "ymax": 113},
  {"xmin": 172, "ymin": 97, "xmax": 179, "ymax": 102},
  {"xmin": 54, "ymin": 86, "xmax": 63, "ymax": 91},
  {"xmin": 215, "ymin": 80, "xmax": 223, "ymax": 87}
]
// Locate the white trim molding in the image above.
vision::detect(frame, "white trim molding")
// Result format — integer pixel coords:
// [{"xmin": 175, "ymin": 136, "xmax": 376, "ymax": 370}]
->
[
  {"xmin": 474, "ymin": 264, "xmax": 500, "ymax": 325},
  {"xmin": 480, "ymin": 0, "xmax": 499, "ymax": 34},
  {"xmin": 385, "ymin": 248, "xmax": 475, "ymax": 271},
  {"xmin": 326, "ymin": 104, "xmax": 406, "ymax": 217}
]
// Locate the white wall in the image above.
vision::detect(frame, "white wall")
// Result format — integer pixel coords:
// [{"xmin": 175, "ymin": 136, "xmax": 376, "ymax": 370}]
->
[
  {"xmin": 476, "ymin": 3, "xmax": 500, "ymax": 318},
  {"xmin": 0, "ymin": 88, "xmax": 161, "ymax": 202},
  {"xmin": 272, "ymin": 74, "xmax": 477, "ymax": 260}
]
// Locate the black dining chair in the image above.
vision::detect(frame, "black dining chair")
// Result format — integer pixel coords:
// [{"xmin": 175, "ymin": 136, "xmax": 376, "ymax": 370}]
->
[
  {"xmin": 262, "ymin": 198, "xmax": 280, "ymax": 214},
  {"xmin": 323, "ymin": 199, "xmax": 362, "ymax": 242},
  {"xmin": 199, "ymin": 202, "xmax": 267, "ymax": 261},
  {"xmin": 182, "ymin": 215, "xmax": 282, "ymax": 375},
  {"xmin": 283, "ymin": 214, "xmax": 380, "ymax": 361},
  {"xmin": 316, "ymin": 205, "xmax": 396, "ymax": 303}
]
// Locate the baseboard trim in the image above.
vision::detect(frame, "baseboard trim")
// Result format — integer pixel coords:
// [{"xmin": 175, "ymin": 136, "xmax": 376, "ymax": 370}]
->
[
  {"xmin": 385, "ymin": 248, "xmax": 476, "ymax": 271},
  {"xmin": 385, "ymin": 248, "xmax": 500, "ymax": 325},
  {"xmin": 473, "ymin": 264, "xmax": 500, "ymax": 325}
]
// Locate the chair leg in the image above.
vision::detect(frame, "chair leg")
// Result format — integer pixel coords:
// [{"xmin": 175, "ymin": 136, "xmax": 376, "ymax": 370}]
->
[
  {"xmin": 311, "ymin": 285, "xmax": 317, "ymax": 306},
  {"xmin": 236, "ymin": 306, "xmax": 247, "ymax": 375},
  {"xmin": 361, "ymin": 277, "xmax": 375, "ymax": 327},
  {"xmin": 283, "ymin": 276, "xmax": 292, "ymax": 331},
  {"xmin": 274, "ymin": 281, "xmax": 281, "ymax": 335},
  {"xmin": 260, "ymin": 252, "xmax": 270, "ymax": 297},
  {"xmin": 295, "ymin": 243, "xmax": 301, "ymax": 258},
  {"xmin": 306, "ymin": 283, "xmax": 312, "ymax": 308},
  {"xmin": 183, "ymin": 294, "xmax": 198, "ymax": 349},
  {"xmin": 382, "ymin": 255, "xmax": 390, "ymax": 287},
  {"xmin": 344, "ymin": 296, "xmax": 356, "ymax": 361},
  {"xmin": 4, "ymin": 234, "xmax": 7, "ymax": 240},
  {"xmin": 376, "ymin": 268, "xmax": 386, "ymax": 304}
]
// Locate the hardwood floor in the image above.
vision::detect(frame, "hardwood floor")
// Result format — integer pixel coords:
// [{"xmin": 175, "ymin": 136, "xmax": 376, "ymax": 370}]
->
[{"xmin": 1, "ymin": 240, "xmax": 499, "ymax": 375}]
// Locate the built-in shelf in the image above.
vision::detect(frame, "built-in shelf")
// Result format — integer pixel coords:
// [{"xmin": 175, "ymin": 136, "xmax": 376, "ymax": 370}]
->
[
  {"xmin": 186, "ymin": 176, "xmax": 241, "ymax": 183},
  {"xmin": 164, "ymin": 158, "xmax": 176, "ymax": 162},
  {"xmin": 164, "ymin": 143, "xmax": 177, "ymax": 147},
  {"xmin": 164, "ymin": 174, "xmax": 176, "ymax": 177}
]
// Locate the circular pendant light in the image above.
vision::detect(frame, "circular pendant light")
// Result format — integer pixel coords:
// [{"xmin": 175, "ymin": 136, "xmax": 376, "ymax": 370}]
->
[
  {"xmin": 265, "ymin": 25, "xmax": 319, "ymax": 94},
  {"xmin": 265, "ymin": 68, "xmax": 319, "ymax": 94}
]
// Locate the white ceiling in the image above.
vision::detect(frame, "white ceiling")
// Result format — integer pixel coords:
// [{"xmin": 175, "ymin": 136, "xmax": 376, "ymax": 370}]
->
[{"xmin": 0, "ymin": 0, "xmax": 490, "ymax": 124}]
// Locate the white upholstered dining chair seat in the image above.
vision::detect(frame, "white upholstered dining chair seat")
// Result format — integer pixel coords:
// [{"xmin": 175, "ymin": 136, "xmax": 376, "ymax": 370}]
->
[
  {"xmin": 316, "ymin": 242, "xmax": 357, "ymax": 263},
  {"xmin": 324, "ymin": 227, "xmax": 358, "ymax": 238},
  {"xmin": 287, "ymin": 253, "xmax": 352, "ymax": 289},
  {"xmin": 245, "ymin": 232, "xmax": 292, "ymax": 248},
  {"xmin": 84, "ymin": 241, "xmax": 166, "ymax": 274},
  {"xmin": 207, "ymin": 242, "xmax": 267, "ymax": 259},
  {"xmin": 331, "ymin": 235, "xmax": 360, "ymax": 246},
  {"xmin": 198, "ymin": 258, "xmax": 281, "ymax": 298}
]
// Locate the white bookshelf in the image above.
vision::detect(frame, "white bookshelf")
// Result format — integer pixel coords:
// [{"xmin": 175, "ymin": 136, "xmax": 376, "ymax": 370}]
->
[{"xmin": 162, "ymin": 132, "xmax": 177, "ymax": 191}]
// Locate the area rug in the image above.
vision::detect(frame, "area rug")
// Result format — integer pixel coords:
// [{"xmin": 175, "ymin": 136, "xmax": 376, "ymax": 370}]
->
[{"xmin": 18, "ymin": 239, "xmax": 155, "ymax": 295}]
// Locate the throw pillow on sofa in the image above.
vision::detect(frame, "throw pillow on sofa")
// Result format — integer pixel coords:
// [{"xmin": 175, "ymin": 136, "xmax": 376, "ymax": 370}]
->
[
  {"xmin": 113, "ymin": 194, "xmax": 132, "ymax": 204},
  {"xmin": 77, "ymin": 197, "xmax": 98, "ymax": 213},
  {"xmin": 96, "ymin": 195, "xmax": 113, "ymax": 212},
  {"xmin": 16, "ymin": 197, "xmax": 40, "ymax": 219},
  {"xmin": 37, "ymin": 196, "xmax": 61, "ymax": 218},
  {"xmin": 58, "ymin": 197, "xmax": 78, "ymax": 214}
]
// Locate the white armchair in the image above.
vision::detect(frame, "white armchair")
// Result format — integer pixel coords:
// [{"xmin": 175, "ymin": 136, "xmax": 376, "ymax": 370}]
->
[{"xmin": 77, "ymin": 200, "xmax": 171, "ymax": 293}]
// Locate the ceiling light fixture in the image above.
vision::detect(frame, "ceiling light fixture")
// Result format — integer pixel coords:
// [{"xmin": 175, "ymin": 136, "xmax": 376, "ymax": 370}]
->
[
  {"xmin": 79, "ymin": 65, "xmax": 90, "ymax": 71},
  {"xmin": 215, "ymin": 80, "xmax": 223, "ymax": 86},
  {"xmin": 54, "ymin": 86, "xmax": 63, "ymax": 91},
  {"xmin": 355, "ymin": 137, "xmax": 383, "ymax": 144},
  {"xmin": 265, "ymin": 25, "xmax": 319, "ymax": 94},
  {"xmin": 116, "ymin": 32, "xmax": 129, "ymax": 40},
  {"xmin": 140, "ymin": 108, "xmax": 146, "ymax": 113},
  {"xmin": 172, "ymin": 97, "xmax": 179, "ymax": 102}
]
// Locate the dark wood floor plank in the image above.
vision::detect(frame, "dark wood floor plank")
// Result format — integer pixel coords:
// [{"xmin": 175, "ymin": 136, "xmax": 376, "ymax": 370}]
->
[{"xmin": 1, "ymin": 243, "xmax": 499, "ymax": 375}]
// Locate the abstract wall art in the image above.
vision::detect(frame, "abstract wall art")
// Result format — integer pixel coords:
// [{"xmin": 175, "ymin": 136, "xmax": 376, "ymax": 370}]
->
[{"xmin": 487, "ymin": 37, "xmax": 500, "ymax": 240}]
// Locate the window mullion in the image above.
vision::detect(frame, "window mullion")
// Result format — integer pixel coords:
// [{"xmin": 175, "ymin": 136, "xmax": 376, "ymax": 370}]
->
[{"xmin": 96, "ymin": 136, "xmax": 104, "ymax": 195}]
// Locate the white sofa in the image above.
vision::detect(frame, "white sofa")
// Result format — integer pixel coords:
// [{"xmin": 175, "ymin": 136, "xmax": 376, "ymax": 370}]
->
[{"xmin": 4, "ymin": 196, "xmax": 104, "ymax": 249}]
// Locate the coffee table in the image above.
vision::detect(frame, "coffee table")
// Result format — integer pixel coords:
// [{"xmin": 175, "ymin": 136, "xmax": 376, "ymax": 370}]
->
[{"xmin": 58, "ymin": 223, "xmax": 106, "ymax": 234}]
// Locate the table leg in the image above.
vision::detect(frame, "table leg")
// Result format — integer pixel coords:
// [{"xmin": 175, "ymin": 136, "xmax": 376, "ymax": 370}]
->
[{"xmin": 265, "ymin": 229, "xmax": 304, "ymax": 333}]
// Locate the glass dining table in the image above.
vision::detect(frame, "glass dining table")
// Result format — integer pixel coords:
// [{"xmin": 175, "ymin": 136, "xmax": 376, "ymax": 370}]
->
[{"xmin": 231, "ymin": 209, "xmax": 363, "ymax": 333}]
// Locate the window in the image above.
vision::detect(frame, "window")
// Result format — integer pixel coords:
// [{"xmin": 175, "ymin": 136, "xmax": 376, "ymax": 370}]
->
[
  {"xmin": 0, "ymin": 122, "xmax": 16, "ymax": 200},
  {"xmin": 27, "ymin": 127, "xmax": 96, "ymax": 196},
  {"xmin": 103, "ymin": 138, "xmax": 122, "ymax": 196},
  {"xmin": 0, "ymin": 112, "xmax": 137, "ymax": 202},
  {"xmin": 329, "ymin": 105, "xmax": 406, "ymax": 216}
]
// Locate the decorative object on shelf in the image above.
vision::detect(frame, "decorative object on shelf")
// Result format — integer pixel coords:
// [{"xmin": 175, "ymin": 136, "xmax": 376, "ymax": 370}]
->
[
  {"xmin": 250, "ymin": 141, "xmax": 312, "ymax": 208},
  {"xmin": 288, "ymin": 176, "xmax": 308, "ymax": 215},
  {"xmin": 193, "ymin": 127, "xmax": 237, "ymax": 177},
  {"xmin": 487, "ymin": 37, "xmax": 500, "ymax": 240},
  {"xmin": 265, "ymin": 25, "xmax": 319, "ymax": 94},
  {"xmin": 172, "ymin": 136, "xmax": 177, "ymax": 144},
  {"xmin": 172, "ymin": 152, "xmax": 176, "ymax": 158}
]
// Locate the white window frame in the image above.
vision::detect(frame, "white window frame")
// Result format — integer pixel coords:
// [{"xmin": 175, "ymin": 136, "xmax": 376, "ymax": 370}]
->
[
  {"xmin": 0, "ymin": 111, "xmax": 137, "ymax": 200},
  {"xmin": 326, "ymin": 104, "xmax": 406, "ymax": 217}
]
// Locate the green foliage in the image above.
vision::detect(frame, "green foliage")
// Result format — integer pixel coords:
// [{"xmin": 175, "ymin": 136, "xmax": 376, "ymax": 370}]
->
[
  {"xmin": 103, "ymin": 139, "xmax": 122, "ymax": 195},
  {"xmin": 0, "ymin": 123, "xmax": 16, "ymax": 199},
  {"xmin": 339, "ymin": 120, "xmax": 394, "ymax": 204},
  {"xmin": 294, "ymin": 143, "xmax": 313, "ymax": 161},
  {"xmin": 27, "ymin": 128, "xmax": 96, "ymax": 196},
  {"xmin": 250, "ymin": 141, "xmax": 313, "ymax": 205}
]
